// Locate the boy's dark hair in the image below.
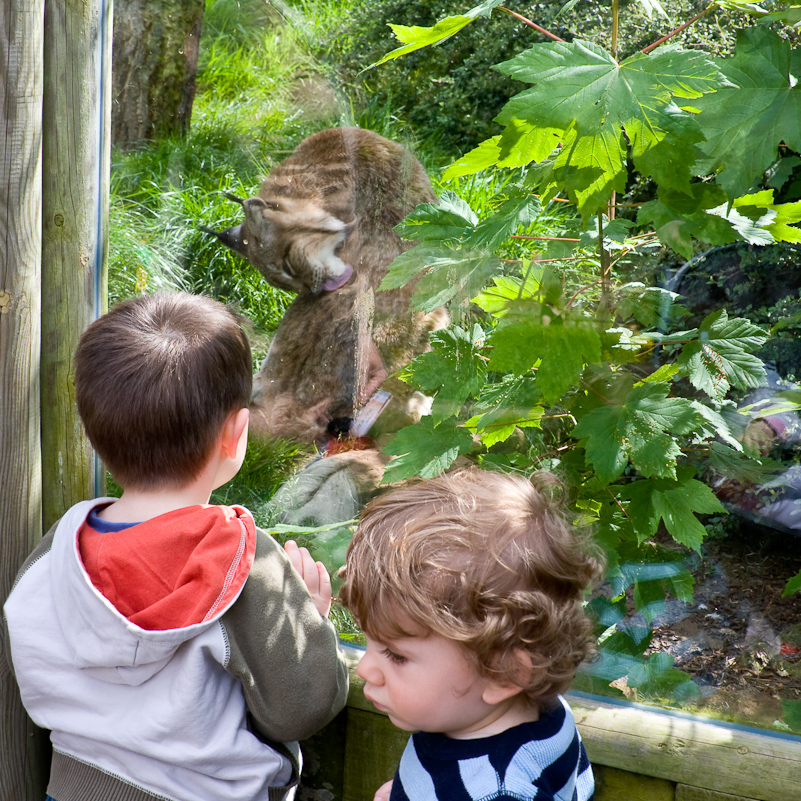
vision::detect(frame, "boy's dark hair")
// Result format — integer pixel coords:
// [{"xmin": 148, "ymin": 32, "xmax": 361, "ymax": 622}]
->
[
  {"xmin": 340, "ymin": 469, "xmax": 604, "ymax": 707},
  {"xmin": 75, "ymin": 292, "xmax": 252, "ymax": 490}
]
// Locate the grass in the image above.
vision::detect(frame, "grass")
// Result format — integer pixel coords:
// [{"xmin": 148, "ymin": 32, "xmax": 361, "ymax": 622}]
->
[{"xmin": 108, "ymin": 0, "xmax": 359, "ymax": 508}]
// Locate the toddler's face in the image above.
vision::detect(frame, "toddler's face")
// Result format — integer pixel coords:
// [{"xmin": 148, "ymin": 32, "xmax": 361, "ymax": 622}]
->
[{"xmin": 356, "ymin": 629, "xmax": 520, "ymax": 739}]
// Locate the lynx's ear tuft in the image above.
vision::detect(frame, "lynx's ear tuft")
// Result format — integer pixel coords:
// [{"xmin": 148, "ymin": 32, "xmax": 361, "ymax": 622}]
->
[
  {"xmin": 223, "ymin": 191, "xmax": 246, "ymax": 206},
  {"xmin": 202, "ymin": 223, "xmax": 248, "ymax": 257}
]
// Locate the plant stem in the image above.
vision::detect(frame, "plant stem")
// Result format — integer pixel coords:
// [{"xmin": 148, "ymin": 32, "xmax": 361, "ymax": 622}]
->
[
  {"xmin": 641, "ymin": 4, "xmax": 717, "ymax": 54},
  {"xmin": 498, "ymin": 7, "xmax": 566, "ymax": 42},
  {"xmin": 511, "ymin": 235, "xmax": 581, "ymax": 242},
  {"xmin": 611, "ymin": 0, "xmax": 619, "ymax": 61},
  {"xmin": 598, "ymin": 212, "xmax": 612, "ymax": 307}
]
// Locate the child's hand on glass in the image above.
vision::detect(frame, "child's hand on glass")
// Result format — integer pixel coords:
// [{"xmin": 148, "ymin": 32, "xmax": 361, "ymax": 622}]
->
[{"xmin": 284, "ymin": 540, "xmax": 332, "ymax": 617}]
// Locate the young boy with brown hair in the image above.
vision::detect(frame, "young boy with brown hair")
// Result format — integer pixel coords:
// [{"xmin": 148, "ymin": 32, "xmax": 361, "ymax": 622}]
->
[
  {"xmin": 4, "ymin": 292, "xmax": 348, "ymax": 801},
  {"xmin": 339, "ymin": 468, "xmax": 603, "ymax": 801}
]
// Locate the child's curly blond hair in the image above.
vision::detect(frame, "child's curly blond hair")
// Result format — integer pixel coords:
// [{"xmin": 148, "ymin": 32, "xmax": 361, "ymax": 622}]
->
[{"xmin": 339, "ymin": 469, "xmax": 604, "ymax": 707}]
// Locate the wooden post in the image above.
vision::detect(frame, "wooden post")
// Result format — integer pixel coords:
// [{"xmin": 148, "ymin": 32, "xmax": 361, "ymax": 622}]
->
[
  {"xmin": 41, "ymin": 0, "xmax": 112, "ymax": 531},
  {"xmin": 0, "ymin": 2, "xmax": 49, "ymax": 799}
]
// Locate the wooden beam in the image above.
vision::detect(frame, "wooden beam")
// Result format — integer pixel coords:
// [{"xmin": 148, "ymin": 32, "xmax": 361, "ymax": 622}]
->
[
  {"xmin": 571, "ymin": 694, "xmax": 801, "ymax": 801},
  {"xmin": 0, "ymin": 2, "xmax": 49, "ymax": 798},
  {"xmin": 41, "ymin": 0, "xmax": 111, "ymax": 531}
]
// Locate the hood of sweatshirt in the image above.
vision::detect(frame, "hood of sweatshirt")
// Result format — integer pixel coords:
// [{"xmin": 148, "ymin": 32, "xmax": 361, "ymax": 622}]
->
[{"xmin": 50, "ymin": 499, "xmax": 256, "ymax": 686}]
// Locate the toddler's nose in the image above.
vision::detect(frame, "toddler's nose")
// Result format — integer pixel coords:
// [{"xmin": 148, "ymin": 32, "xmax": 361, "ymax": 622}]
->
[{"xmin": 356, "ymin": 650, "xmax": 384, "ymax": 686}]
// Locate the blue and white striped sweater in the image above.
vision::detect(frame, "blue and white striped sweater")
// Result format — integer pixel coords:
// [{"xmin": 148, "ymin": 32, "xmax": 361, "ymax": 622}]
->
[{"xmin": 389, "ymin": 696, "xmax": 594, "ymax": 801}]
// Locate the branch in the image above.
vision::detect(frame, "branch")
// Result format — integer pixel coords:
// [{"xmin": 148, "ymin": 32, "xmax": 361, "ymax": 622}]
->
[
  {"xmin": 498, "ymin": 7, "xmax": 565, "ymax": 42},
  {"xmin": 641, "ymin": 4, "xmax": 717, "ymax": 54}
]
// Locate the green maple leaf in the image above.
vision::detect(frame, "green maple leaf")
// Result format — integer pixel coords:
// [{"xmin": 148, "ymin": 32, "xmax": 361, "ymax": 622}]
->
[
  {"xmin": 572, "ymin": 384, "xmax": 702, "ymax": 483},
  {"xmin": 694, "ymin": 27, "xmax": 801, "ymax": 198},
  {"xmin": 380, "ymin": 244, "xmax": 501, "ymax": 313},
  {"xmin": 395, "ymin": 190, "xmax": 477, "ymax": 243},
  {"xmin": 409, "ymin": 325, "xmax": 486, "ymax": 423},
  {"xmin": 473, "ymin": 272, "xmax": 542, "ymax": 315},
  {"xmin": 489, "ymin": 306, "xmax": 602, "ymax": 403},
  {"xmin": 619, "ymin": 468, "xmax": 725, "ymax": 551},
  {"xmin": 373, "ymin": 0, "xmax": 505, "ymax": 67},
  {"xmin": 381, "ymin": 417, "xmax": 475, "ymax": 483},
  {"xmin": 412, "ymin": 250, "xmax": 501, "ymax": 313},
  {"xmin": 470, "ymin": 375, "xmax": 543, "ymax": 447},
  {"xmin": 494, "ymin": 41, "xmax": 727, "ymax": 213},
  {"xmin": 444, "ymin": 121, "xmax": 562, "ymax": 179},
  {"xmin": 464, "ymin": 191, "xmax": 541, "ymax": 251},
  {"xmin": 677, "ymin": 309, "xmax": 767, "ymax": 399},
  {"xmin": 496, "ymin": 42, "xmax": 724, "ymax": 131},
  {"xmin": 616, "ymin": 283, "xmax": 677, "ymax": 328},
  {"xmin": 625, "ymin": 104, "xmax": 705, "ymax": 194},
  {"xmin": 637, "ymin": 183, "xmax": 736, "ymax": 258},
  {"xmin": 550, "ymin": 125, "xmax": 628, "ymax": 216},
  {"xmin": 729, "ymin": 191, "xmax": 801, "ymax": 244}
]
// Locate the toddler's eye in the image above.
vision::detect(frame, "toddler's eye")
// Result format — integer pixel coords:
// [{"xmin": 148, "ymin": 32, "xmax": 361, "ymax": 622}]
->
[{"xmin": 381, "ymin": 648, "xmax": 407, "ymax": 666}]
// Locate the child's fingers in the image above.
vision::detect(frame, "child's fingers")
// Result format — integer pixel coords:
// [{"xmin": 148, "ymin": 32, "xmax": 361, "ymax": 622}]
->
[
  {"xmin": 284, "ymin": 540, "xmax": 303, "ymax": 575},
  {"xmin": 296, "ymin": 545, "xmax": 319, "ymax": 593},
  {"xmin": 317, "ymin": 561, "xmax": 331, "ymax": 596}
]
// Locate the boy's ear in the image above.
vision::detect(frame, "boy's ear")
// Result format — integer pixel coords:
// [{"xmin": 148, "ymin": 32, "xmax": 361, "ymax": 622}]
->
[
  {"xmin": 481, "ymin": 680, "xmax": 524, "ymax": 706},
  {"xmin": 481, "ymin": 650, "xmax": 533, "ymax": 706},
  {"xmin": 221, "ymin": 408, "xmax": 250, "ymax": 458}
]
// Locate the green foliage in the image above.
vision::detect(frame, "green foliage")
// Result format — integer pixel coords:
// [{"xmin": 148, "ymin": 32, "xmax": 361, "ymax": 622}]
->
[
  {"xmin": 327, "ymin": 0, "xmax": 756, "ymax": 154},
  {"xmin": 367, "ymin": 0, "xmax": 801, "ymax": 715}
]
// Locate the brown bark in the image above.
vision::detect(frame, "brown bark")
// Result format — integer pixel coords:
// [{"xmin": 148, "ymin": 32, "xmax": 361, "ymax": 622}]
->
[{"xmin": 111, "ymin": 0, "xmax": 204, "ymax": 147}]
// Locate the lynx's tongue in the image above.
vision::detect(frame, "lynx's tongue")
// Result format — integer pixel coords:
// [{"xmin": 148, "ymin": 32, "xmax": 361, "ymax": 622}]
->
[{"xmin": 323, "ymin": 263, "xmax": 353, "ymax": 292}]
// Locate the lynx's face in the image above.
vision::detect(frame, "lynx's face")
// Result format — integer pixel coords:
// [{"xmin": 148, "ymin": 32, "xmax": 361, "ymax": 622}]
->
[{"xmin": 212, "ymin": 195, "xmax": 354, "ymax": 295}]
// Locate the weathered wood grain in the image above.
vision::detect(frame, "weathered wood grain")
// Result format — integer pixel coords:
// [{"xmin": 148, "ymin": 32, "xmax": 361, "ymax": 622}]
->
[
  {"xmin": 571, "ymin": 694, "xmax": 801, "ymax": 801},
  {"xmin": 1, "ymin": 2, "xmax": 48, "ymax": 798},
  {"xmin": 41, "ymin": 0, "xmax": 111, "ymax": 530}
]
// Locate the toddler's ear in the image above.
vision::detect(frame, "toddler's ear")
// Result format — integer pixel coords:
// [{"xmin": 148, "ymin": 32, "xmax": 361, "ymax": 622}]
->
[{"xmin": 481, "ymin": 650, "xmax": 534, "ymax": 705}]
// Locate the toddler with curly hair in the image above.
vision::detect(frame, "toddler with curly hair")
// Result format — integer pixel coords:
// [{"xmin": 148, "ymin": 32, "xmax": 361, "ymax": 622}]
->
[{"xmin": 339, "ymin": 468, "xmax": 604, "ymax": 801}]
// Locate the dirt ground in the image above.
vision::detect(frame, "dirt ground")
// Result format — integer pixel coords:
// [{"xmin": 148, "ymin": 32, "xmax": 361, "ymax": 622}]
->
[{"xmin": 643, "ymin": 516, "xmax": 801, "ymax": 729}]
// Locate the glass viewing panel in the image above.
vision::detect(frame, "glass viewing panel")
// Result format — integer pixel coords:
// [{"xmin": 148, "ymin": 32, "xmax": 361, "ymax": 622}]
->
[{"xmin": 107, "ymin": 0, "xmax": 801, "ymax": 737}]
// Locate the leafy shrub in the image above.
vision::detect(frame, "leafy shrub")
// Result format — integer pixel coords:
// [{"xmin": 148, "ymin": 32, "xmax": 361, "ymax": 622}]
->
[
  {"xmin": 359, "ymin": 0, "xmax": 801, "ymax": 726},
  {"xmin": 326, "ymin": 0, "xmax": 750, "ymax": 154}
]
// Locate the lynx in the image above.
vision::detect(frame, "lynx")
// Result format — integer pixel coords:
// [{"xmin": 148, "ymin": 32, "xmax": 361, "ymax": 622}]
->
[{"xmin": 206, "ymin": 127, "xmax": 446, "ymax": 443}]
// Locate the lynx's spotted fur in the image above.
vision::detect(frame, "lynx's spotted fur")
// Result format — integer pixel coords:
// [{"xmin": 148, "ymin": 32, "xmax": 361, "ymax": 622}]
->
[{"xmin": 207, "ymin": 127, "xmax": 447, "ymax": 443}]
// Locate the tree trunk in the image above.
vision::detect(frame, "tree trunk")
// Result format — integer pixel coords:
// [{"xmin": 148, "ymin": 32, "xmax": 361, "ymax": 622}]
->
[{"xmin": 111, "ymin": 0, "xmax": 204, "ymax": 147}]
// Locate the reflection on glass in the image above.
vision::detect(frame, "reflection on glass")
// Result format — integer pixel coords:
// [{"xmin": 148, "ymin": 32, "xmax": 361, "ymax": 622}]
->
[{"xmin": 107, "ymin": 0, "xmax": 801, "ymax": 738}]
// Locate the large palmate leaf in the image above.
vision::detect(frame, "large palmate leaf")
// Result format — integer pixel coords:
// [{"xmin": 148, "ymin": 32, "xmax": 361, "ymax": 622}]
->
[
  {"xmin": 380, "ymin": 244, "xmax": 502, "ymax": 313},
  {"xmin": 468, "ymin": 374, "xmax": 543, "ymax": 448},
  {"xmin": 572, "ymin": 383, "xmax": 702, "ymax": 484},
  {"xmin": 676, "ymin": 309, "xmax": 768, "ymax": 399},
  {"xmin": 493, "ymin": 41, "xmax": 728, "ymax": 213},
  {"xmin": 463, "ymin": 191, "xmax": 542, "ymax": 251},
  {"xmin": 381, "ymin": 417, "xmax": 475, "ymax": 483},
  {"xmin": 488, "ymin": 301, "xmax": 602, "ymax": 403},
  {"xmin": 444, "ymin": 121, "xmax": 563, "ymax": 179},
  {"xmin": 395, "ymin": 190, "xmax": 477, "ymax": 243},
  {"xmin": 694, "ymin": 27, "xmax": 801, "ymax": 198},
  {"xmin": 618, "ymin": 468, "xmax": 725, "ymax": 552},
  {"xmin": 637, "ymin": 183, "xmax": 736, "ymax": 258},
  {"xmin": 408, "ymin": 324, "xmax": 487, "ymax": 423}
]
